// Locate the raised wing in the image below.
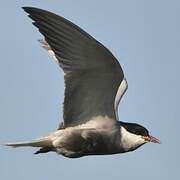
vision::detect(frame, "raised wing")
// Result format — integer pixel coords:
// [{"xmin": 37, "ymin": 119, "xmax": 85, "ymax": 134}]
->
[{"xmin": 23, "ymin": 7, "xmax": 127, "ymax": 128}]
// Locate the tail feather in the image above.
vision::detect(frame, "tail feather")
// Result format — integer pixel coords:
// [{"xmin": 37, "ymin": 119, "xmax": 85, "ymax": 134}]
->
[
  {"xmin": 6, "ymin": 138, "xmax": 52, "ymax": 148},
  {"xmin": 34, "ymin": 147, "xmax": 53, "ymax": 154}
]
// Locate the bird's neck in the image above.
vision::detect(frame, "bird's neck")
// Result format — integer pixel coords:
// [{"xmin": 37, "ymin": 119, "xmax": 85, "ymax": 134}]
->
[{"xmin": 119, "ymin": 126, "xmax": 146, "ymax": 152}]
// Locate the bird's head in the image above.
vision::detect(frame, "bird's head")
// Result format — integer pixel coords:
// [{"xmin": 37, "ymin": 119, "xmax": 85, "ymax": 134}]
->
[{"xmin": 119, "ymin": 122, "xmax": 160, "ymax": 152}]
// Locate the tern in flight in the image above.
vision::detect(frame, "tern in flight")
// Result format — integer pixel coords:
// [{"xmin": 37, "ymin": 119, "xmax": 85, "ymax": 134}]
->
[{"xmin": 7, "ymin": 7, "xmax": 160, "ymax": 158}]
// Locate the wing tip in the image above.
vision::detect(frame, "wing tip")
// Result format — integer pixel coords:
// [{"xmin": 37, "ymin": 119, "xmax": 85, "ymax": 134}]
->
[
  {"xmin": 22, "ymin": 6, "xmax": 33, "ymax": 13},
  {"xmin": 22, "ymin": 6, "xmax": 37, "ymax": 12},
  {"xmin": 22, "ymin": 7, "xmax": 45, "ymax": 16}
]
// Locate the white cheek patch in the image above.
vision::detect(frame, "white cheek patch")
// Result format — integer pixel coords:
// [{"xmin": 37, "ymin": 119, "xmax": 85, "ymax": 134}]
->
[{"xmin": 120, "ymin": 127, "xmax": 146, "ymax": 151}]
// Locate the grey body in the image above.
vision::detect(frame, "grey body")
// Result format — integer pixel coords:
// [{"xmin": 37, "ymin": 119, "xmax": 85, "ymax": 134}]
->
[
  {"xmin": 52, "ymin": 122, "xmax": 146, "ymax": 158},
  {"xmin": 52, "ymin": 126, "xmax": 120, "ymax": 158},
  {"xmin": 8, "ymin": 118, "xmax": 146, "ymax": 158},
  {"xmin": 7, "ymin": 7, "xmax": 160, "ymax": 158}
]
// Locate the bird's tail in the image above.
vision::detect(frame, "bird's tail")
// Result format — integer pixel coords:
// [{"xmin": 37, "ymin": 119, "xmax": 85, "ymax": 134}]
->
[{"xmin": 6, "ymin": 137, "xmax": 52, "ymax": 148}]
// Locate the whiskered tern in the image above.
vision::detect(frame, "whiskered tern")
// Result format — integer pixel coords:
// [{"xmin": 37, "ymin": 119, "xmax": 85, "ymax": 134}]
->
[{"xmin": 7, "ymin": 7, "xmax": 160, "ymax": 158}]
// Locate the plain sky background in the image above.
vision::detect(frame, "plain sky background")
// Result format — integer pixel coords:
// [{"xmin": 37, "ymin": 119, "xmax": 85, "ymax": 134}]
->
[{"xmin": 1, "ymin": 0, "xmax": 179, "ymax": 179}]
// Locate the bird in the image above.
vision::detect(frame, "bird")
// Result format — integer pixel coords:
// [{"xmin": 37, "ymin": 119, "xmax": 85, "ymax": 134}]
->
[{"xmin": 6, "ymin": 7, "xmax": 160, "ymax": 158}]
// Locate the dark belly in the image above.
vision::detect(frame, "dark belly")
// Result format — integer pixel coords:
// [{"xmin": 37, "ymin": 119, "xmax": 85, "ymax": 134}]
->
[{"xmin": 59, "ymin": 128, "xmax": 119, "ymax": 158}]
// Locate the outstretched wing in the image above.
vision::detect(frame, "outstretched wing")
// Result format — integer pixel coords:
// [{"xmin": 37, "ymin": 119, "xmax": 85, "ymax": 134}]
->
[{"xmin": 23, "ymin": 7, "xmax": 127, "ymax": 128}]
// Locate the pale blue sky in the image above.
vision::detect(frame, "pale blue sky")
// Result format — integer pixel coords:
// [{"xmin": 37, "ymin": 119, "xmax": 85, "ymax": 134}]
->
[{"xmin": 1, "ymin": 0, "xmax": 180, "ymax": 179}]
